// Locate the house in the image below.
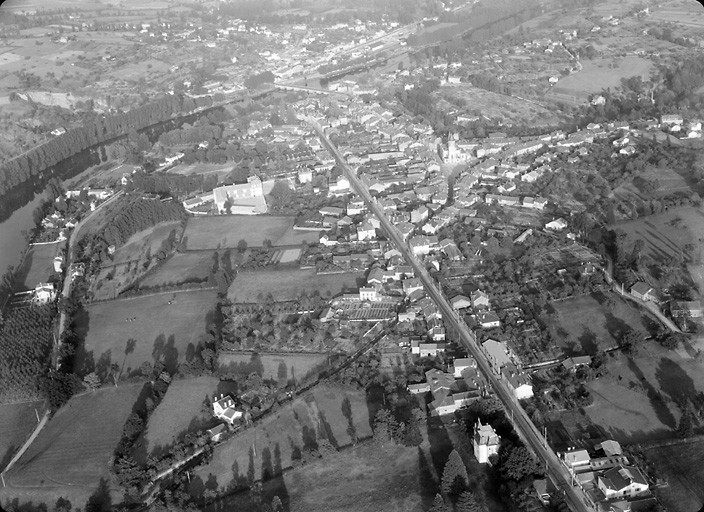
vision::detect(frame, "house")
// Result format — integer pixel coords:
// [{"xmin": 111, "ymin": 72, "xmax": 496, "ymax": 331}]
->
[
  {"xmin": 471, "ymin": 290, "xmax": 490, "ymax": 310},
  {"xmin": 562, "ymin": 355, "xmax": 592, "ymax": 371},
  {"xmin": 407, "ymin": 382, "xmax": 431, "ymax": 394},
  {"xmin": 412, "ymin": 341, "xmax": 447, "ymax": 357},
  {"xmin": 402, "ymin": 277, "xmax": 424, "ymax": 296},
  {"xmin": 451, "ymin": 295, "xmax": 472, "ymax": 310},
  {"xmin": 482, "ymin": 339, "xmax": 511, "ymax": 373},
  {"xmin": 630, "ymin": 282, "xmax": 660, "ymax": 303},
  {"xmin": 502, "ymin": 364, "xmax": 533, "ymax": 400},
  {"xmin": 560, "ymin": 449, "xmax": 591, "ymax": 470},
  {"xmin": 598, "ymin": 466, "xmax": 649, "ymax": 500},
  {"xmin": 212, "ymin": 394, "xmax": 244, "ymax": 426},
  {"xmin": 410, "ymin": 205, "xmax": 429, "ymax": 224},
  {"xmin": 453, "ymin": 357, "xmax": 476, "ymax": 378},
  {"xmin": 595, "ymin": 440, "xmax": 623, "ymax": 457},
  {"xmin": 33, "ymin": 283, "xmax": 56, "ymax": 303},
  {"xmin": 53, "ymin": 255, "xmax": 64, "ymax": 273},
  {"xmin": 545, "ymin": 218, "xmax": 568, "ymax": 231},
  {"xmin": 319, "ymin": 206, "xmax": 345, "ymax": 217},
  {"xmin": 661, "ymin": 114, "xmax": 684, "ymax": 126},
  {"xmin": 473, "ymin": 419, "xmax": 500, "ymax": 464},
  {"xmin": 671, "ymin": 300, "xmax": 703, "ymax": 318},
  {"xmin": 207, "ymin": 424, "xmax": 228, "ymax": 442},
  {"xmin": 213, "ymin": 176, "xmax": 267, "ymax": 214},
  {"xmin": 477, "ymin": 310, "xmax": 500, "ymax": 329},
  {"xmin": 357, "ymin": 221, "xmax": 376, "ymax": 241},
  {"xmin": 533, "ymin": 479, "xmax": 550, "ymax": 505},
  {"xmin": 329, "ymin": 176, "xmax": 351, "ymax": 196}
]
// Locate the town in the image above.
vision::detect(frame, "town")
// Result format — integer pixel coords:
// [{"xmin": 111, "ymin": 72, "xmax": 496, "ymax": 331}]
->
[{"xmin": 0, "ymin": 1, "xmax": 703, "ymax": 512}]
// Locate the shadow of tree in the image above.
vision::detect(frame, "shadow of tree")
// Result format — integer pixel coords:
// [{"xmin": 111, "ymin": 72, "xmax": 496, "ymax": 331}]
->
[
  {"xmin": 655, "ymin": 357, "xmax": 698, "ymax": 406},
  {"xmin": 85, "ymin": 477, "xmax": 112, "ymax": 512},
  {"xmin": 578, "ymin": 327, "xmax": 599, "ymax": 356},
  {"xmin": 626, "ymin": 357, "xmax": 677, "ymax": 429}
]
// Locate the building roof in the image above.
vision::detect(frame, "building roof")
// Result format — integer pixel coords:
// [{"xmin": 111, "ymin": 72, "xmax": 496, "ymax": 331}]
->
[
  {"xmin": 563, "ymin": 449, "xmax": 591, "ymax": 466},
  {"xmin": 600, "ymin": 466, "xmax": 647, "ymax": 491},
  {"xmin": 595, "ymin": 440, "xmax": 623, "ymax": 457},
  {"xmin": 475, "ymin": 419, "xmax": 500, "ymax": 446}
]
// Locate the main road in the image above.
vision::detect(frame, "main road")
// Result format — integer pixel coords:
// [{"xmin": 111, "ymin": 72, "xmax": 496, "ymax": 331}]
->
[{"xmin": 305, "ymin": 118, "xmax": 594, "ymax": 512}]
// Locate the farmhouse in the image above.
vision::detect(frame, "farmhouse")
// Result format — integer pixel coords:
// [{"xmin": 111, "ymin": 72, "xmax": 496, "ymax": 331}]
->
[
  {"xmin": 212, "ymin": 394, "xmax": 244, "ymax": 426},
  {"xmin": 630, "ymin": 282, "xmax": 661, "ymax": 303},
  {"xmin": 473, "ymin": 419, "xmax": 500, "ymax": 464}
]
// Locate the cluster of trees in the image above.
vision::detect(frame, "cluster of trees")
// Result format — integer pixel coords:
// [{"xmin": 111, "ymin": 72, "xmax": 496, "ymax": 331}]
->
[
  {"xmin": 158, "ymin": 121, "xmax": 224, "ymax": 147},
  {"xmin": 128, "ymin": 170, "xmax": 219, "ymax": 198},
  {"xmin": 0, "ymin": 92, "xmax": 215, "ymax": 201},
  {"xmin": 0, "ymin": 304, "xmax": 56, "ymax": 404}
]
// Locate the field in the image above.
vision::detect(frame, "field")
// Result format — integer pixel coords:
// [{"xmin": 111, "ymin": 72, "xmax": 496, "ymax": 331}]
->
[
  {"xmin": 18, "ymin": 242, "xmax": 60, "ymax": 290},
  {"xmin": 614, "ymin": 207, "xmax": 704, "ymax": 291},
  {"xmin": 549, "ymin": 341, "xmax": 704, "ymax": 447},
  {"xmin": 217, "ymin": 351, "xmax": 337, "ymax": 384},
  {"xmin": 112, "ymin": 220, "xmax": 182, "ymax": 265},
  {"xmin": 192, "ymin": 383, "xmax": 373, "ymax": 491},
  {"xmin": 0, "ymin": 401, "xmax": 44, "ymax": 470},
  {"xmin": 183, "ymin": 216, "xmax": 319, "ymax": 250},
  {"xmin": 77, "ymin": 288, "xmax": 218, "ymax": 377},
  {"xmin": 143, "ymin": 375, "xmax": 228, "ymax": 456},
  {"xmin": 613, "ymin": 166, "xmax": 692, "ymax": 205},
  {"xmin": 138, "ymin": 251, "xmax": 214, "ymax": 288},
  {"xmin": 546, "ymin": 292, "xmax": 652, "ymax": 356},
  {"xmin": 547, "ymin": 56, "xmax": 653, "ymax": 101},
  {"xmin": 0, "ymin": 383, "xmax": 144, "ymax": 509},
  {"xmin": 642, "ymin": 439, "xmax": 704, "ymax": 512},
  {"xmin": 228, "ymin": 269, "xmax": 362, "ymax": 303}
]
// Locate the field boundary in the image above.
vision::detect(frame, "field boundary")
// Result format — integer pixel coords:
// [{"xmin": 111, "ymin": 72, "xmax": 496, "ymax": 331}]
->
[
  {"xmin": 1, "ymin": 410, "xmax": 50, "ymax": 474},
  {"xmin": 633, "ymin": 433, "xmax": 704, "ymax": 450}
]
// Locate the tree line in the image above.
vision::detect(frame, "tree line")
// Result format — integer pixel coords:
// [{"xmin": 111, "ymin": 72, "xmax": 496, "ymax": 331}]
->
[{"xmin": 0, "ymin": 92, "xmax": 215, "ymax": 201}]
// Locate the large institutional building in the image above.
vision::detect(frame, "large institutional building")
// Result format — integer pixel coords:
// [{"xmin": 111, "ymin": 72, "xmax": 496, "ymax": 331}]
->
[{"xmin": 213, "ymin": 176, "xmax": 267, "ymax": 214}]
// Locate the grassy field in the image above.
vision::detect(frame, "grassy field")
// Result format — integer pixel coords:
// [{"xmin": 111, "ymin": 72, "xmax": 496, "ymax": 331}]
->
[
  {"xmin": 138, "ymin": 251, "xmax": 214, "ymax": 288},
  {"xmin": 228, "ymin": 269, "xmax": 362, "ymax": 303},
  {"xmin": 111, "ymin": 220, "xmax": 182, "ymax": 265},
  {"xmin": 546, "ymin": 292, "xmax": 651, "ymax": 356},
  {"xmin": 18, "ymin": 242, "xmax": 60, "ymax": 290},
  {"xmin": 78, "ymin": 288, "xmax": 218, "ymax": 377},
  {"xmin": 183, "ymin": 216, "xmax": 319, "ymax": 250},
  {"xmin": 642, "ymin": 439, "xmax": 704, "ymax": 512},
  {"xmin": 283, "ymin": 440, "xmax": 430, "ymax": 512},
  {"xmin": 0, "ymin": 383, "xmax": 144, "ymax": 509},
  {"xmin": 550, "ymin": 341, "xmax": 704, "ymax": 446},
  {"xmin": 0, "ymin": 401, "xmax": 44, "ymax": 470},
  {"xmin": 547, "ymin": 56, "xmax": 653, "ymax": 100},
  {"xmin": 143, "ymin": 375, "xmax": 227, "ymax": 456},
  {"xmin": 614, "ymin": 207, "xmax": 704, "ymax": 292},
  {"xmin": 217, "ymin": 352, "xmax": 336, "ymax": 384},
  {"xmin": 192, "ymin": 383, "xmax": 372, "ymax": 491}
]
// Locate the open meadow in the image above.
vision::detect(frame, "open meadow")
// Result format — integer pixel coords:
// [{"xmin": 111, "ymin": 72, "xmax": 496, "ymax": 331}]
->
[
  {"xmin": 642, "ymin": 439, "xmax": 704, "ymax": 512},
  {"xmin": 192, "ymin": 383, "xmax": 372, "ymax": 492},
  {"xmin": 138, "ymin": 251, "xmax": 214, "ymax": 288},
  {"xmin": 183, "ymin": 215, "xmax": 319, "ymax": 250},
  {"xmin": 77, "ymin": 288, "xmax": 218, "ymax": 377},
  {"xmin": 228, "ymin": 269, "xmax": 361, "ymax": 303},
  {"xmin": 0, "ymin": 401, "xmax": 44, "ymax": 470},
  {"xmin": 18, "ymin": 242, "xmax": 60, "ymax": 290},
  {"xmin": 0, "ymin": 383, "xmax": 144, "ymax": 509},
  {"xmin": 142, "ymin": 375, "xmax": 229, "ymax": 457},
  {"xmin": 549, "ymin": 341, "xmax": 704, "ymax": 447},
  {"xmin": 217, "ymin": 351, "xmax": 338, "ymax": 385},
  {"xmin": 545, "ymin": 292, "xmax": 652, "ymax": 356}
]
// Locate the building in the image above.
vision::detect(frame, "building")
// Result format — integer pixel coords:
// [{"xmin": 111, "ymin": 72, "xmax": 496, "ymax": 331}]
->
[
  {"xmin": 477, "ymin": 310, "xmax": 501, "ymax": 329},
  {"xmin": 450, "ymin": 295, "xmax": 472, "ymax": 310},
  {"xmin": 630, "ymin": 282, "xmax": 661, "ymax": 303},
  {"xmin": 671, "ymin": 300, "xmax": 703, "ymax": 318},
  {"xmin": 597, "ymin": 466, "xmax": 649, "ymax": 500},
  {"xmin": 473, "ymin": 419, "xmax": 500, "ymax": 463},
  {"xmin": 502, "ymin": 363, "xmax": 533, "ymax": 400},
  {"xmin": 471, "ymin": 290, "xmax": 490, "ymax": 310},
  {"xmin": 453, "ymin": 357, "xmax": 476, "ymax": 378},
  {"xmin": 33, "ymin": 283, "xmax": 56, "ymax": 303},
  {"xmin": 213, "ymin": 176, "xmax": 267, "ymax": 214},
  {"xmin": 207, "ymin": 424, "xmax": 228, "ymax": 442},
  {"xmin": 545, "ymin": 218, "xmax": 568, "ymax": 231},
  {"xmin": 53, "ymin": 255, "xmax": 64, "ymax": 273},
  {"xmin": 212, "ymin": 394, "xmax": 244, "ymax": 426},
  {"xmin": 482, "ymin": 339, "xmax": 511, "ymax": 374},
  {"xmin": 560, "ymin": 449, "xmax": 591, "ymax": 471}
]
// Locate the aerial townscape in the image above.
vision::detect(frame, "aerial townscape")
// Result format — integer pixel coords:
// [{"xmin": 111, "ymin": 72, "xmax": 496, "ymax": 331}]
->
[{"xmin": 1, "ymin": 0, "xmax": 704, "ymax": 512}]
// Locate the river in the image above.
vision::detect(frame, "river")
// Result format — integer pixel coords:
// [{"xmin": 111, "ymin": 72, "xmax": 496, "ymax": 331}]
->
[{"xmin": 0, "ymin": 193, "xmax": 44, "ymax": 279}]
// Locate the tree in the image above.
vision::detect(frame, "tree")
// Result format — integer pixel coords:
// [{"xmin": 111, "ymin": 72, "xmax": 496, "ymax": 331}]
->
[
  {"xmin": 677, "ymin": 404, "xmax": 695, "ymax": 437},
  {"xmin": 237, "ymin": 239, "xmax": 248, "ymax": 253},
  {"xmin": 620, "ymin": 329, "xmax": 646, "ymax": 355},
  {"xmin": 441, "ymin": 449, "xmax": 469, "ymax": 498},
  {"xmin": 83, "ymin": 372, "xmax": 101, "ymax": 391},
  {"xmin": 430, "ymin": 494, "xmax": 451, "ymax": 512},
  {"xmin": 498, "ymin": 445, "xmax": 541, "ymax": 481},
  {"xmin": 456, "ymin": 490, "xmax": 483, "ymax": 512}
]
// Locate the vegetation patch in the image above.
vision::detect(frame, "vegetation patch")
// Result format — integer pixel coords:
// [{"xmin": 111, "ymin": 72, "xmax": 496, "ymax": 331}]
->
[
  {"xmin": 0, "ymin": 400, "xmax": 45, "ymax": 471},
  {"xmin": 228, "ymin": 269, "xmax": 361, "ymax": 303},
  {"xmin": 17, "ymin": 242, "xmax": 61, "ymax": 290},
  {"xmin": 218, "ymin": 351, "xmax": 337, "ymax": 387}
]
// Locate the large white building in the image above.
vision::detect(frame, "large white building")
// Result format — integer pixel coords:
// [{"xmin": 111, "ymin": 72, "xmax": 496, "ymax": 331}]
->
[
  {"xmin": 213, "ymin": 176, "xmax": 267, "ymax": 214},
  {"xmin": 473, "ymin": 419, "xmax": 500, "ymax": 464}
]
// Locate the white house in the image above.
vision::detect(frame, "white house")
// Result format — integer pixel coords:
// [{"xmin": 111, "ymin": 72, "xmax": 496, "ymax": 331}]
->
[
  {"xmin": 545, "ymin": 218, "xmax": 568, "ymax": 231},
  {"xmin": 477, "ymin": 310, "xmax": 500, "ymax": 329},
  {"xmin": 597, "ymin": 466, "xmax": 649, "ymax": 500},
  {"xmin": 473, "ymin": 419, "xmax": 500, "ymax": 464},
  {"xmin": 450, "ymin": 295, "xmax": 472, "ymax": 310},
  {"xmin": 357, "ymin": 221, "xmax": 376, "ymax": 241},
  {"xmin": 329, "ymin": 176, "xmax": 351, "ymax": 196},
  {"xmin": 482, "ymin": 339, "xmax": 511, "ymax": 374},
  {"xmin": 471, "ymin": 290, "xmax": 490, "ymax": 310},
  {"xmin": 502, "ymin": 364, "xmax": 533, "ymax": 400},
  {"xmin": 53, "ymin": 256, "xmax": 64, "ymax": 273},
  {"xmin": 33, "ymin": 283, "xmax": 56, "ymax": 303},
  {"xmin": 212, "ymin": 394, "xmax": 243, "ymax": 426},
  {"xmin": 453, "ymin": 357, "xmax": 476, "ymax": 378}
]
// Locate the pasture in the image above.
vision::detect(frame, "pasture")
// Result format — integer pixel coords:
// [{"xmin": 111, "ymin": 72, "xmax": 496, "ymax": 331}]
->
[
  {"xmin": 0, "ymin": 401, "xmax": 44, "ymax": 470},
  {"xmin": 545, "ymin": 292, "xmax": 651, "ymax": 356},
  {"xmin": 143, "ymin": 375, "xmax": 227, "ymax": 456},
  {"xmin": 183, "ymin": 216, "xmax": 319, "ymax": 250},
  {"xmin": 111, "ymin": 220, "xmax": 182, "ymax": 265},
  {"xmin": 192, "ymin": 383, "xmax": 372, "ymax": 491},
  {"xmin": 547, "ymin": 56, "xmax": 653, "ymax": 100},
  {"xmin": 77, "ymin": 288, "xmax": 218, "ymax": 378},
  {"xmin": 138, "ymin": 251, "xmax": 214, "ymax": 288},
  {"xmin": 227, "ymin": 269, "xmax": 361, "ymax": 303},
  {"xmin": 217, "ymin": 351, "xmax": 337, "ymax": 384},
  {"xmin": 642, "ymin": 439, "xmax": 704, "ymax": 512},
  {"xmin": 18, "ymin": 242, "xmax": 60, "ymax": 290},
  {"xmin": 0, "ymin": 383, "xmax": 144, "ymax": 509},
  {"xmin": 551, "ymin": 341, "xmax": 704, "ymax": 446}
]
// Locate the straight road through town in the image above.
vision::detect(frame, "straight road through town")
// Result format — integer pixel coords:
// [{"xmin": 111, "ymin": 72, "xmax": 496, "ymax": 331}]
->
[{"xmin": 306, "ymin": 118, "xmax": 594, "ymax": 512}]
